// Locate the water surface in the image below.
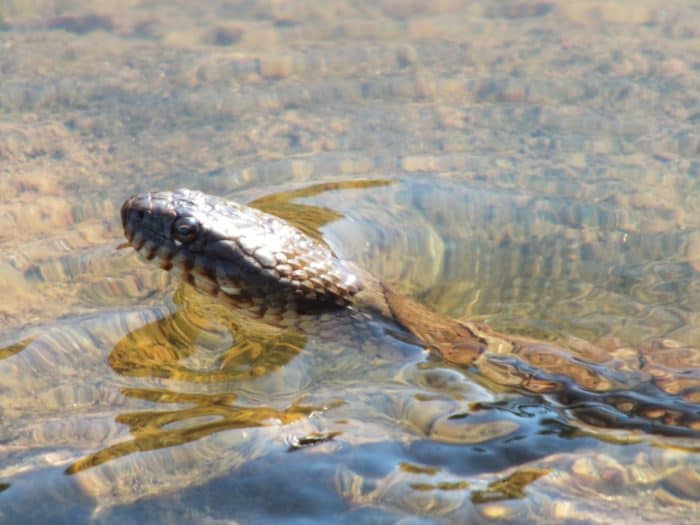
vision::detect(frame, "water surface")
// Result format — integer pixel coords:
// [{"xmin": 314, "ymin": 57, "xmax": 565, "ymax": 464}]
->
[{"xmin": 1, "ymin": 1, "xmax": 699, "ymax": 523}]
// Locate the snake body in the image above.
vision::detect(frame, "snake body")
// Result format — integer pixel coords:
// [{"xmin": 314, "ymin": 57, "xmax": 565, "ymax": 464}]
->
[{"xmin": 121, "ymin": 188, "xmax": 699, "ymax": 435}]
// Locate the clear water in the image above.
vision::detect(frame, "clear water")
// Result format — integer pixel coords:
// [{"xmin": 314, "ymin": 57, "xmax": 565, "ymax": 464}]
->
[{"xmin": 1, "ymin": 1, "xmax": 699, "ymax": 523}]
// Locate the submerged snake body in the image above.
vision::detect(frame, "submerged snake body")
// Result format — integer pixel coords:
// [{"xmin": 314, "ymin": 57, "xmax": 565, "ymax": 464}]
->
[{"xmin": 122, "ymin": 189, "xmax": 700, "ymax": 435}]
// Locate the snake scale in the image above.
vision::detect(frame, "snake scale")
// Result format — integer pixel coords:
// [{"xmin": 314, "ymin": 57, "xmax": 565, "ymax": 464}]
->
[{"xmin": 121, "ymin": 189, "xmax": 699, "ymax": 436}]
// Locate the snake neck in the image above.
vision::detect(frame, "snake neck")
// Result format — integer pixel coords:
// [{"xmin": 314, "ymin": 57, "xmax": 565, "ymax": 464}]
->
[
  {"xmin": 380, "ymin": 284, "xmax": 488, "ymax": 365},
  {"xmin": 350, "ymin": 266, "xmax": 488, "ymax": 366}
]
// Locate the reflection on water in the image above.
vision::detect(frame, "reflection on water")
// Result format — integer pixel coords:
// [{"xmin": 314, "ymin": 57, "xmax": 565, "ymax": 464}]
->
[
  {"xmin": 66, "ymin": 387, "xmax": 317, "ymax": 475},
  {"xmin": 108, "ymin": 285, "xmax": 307, "ymax": 383},
  {"xmin": 60, "ymin": 284, "xmax": 315, "ymax": 473},
  {"xmin": 1, "ymin": 0, "xmax": 700, "ymax": 522},
  {"xmin": 249, "ymin": 178, "xmax": 396, "ymax": 243}
]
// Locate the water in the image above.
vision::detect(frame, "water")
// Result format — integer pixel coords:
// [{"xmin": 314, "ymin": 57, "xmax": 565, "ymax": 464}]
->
[{"xmin": 1, "ymin": 1, "xmax": 699, "ymax": 523}]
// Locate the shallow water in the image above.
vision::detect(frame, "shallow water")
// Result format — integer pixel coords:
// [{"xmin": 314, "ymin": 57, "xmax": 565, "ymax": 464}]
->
[{"xmin": 1, "ymin": 1, "xmax": 699, "ymax": 523}]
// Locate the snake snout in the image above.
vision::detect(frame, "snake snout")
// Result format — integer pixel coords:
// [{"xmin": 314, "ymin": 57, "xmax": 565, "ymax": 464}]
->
[{"xmin": 121, "ymin": 195, "xmax": 151, "ymax": 244}]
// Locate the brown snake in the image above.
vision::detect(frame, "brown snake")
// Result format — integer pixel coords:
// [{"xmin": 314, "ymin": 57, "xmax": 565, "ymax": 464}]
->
[{"xmin": 121, "ymin": 189, "xmax": 700, "ymax": 436}]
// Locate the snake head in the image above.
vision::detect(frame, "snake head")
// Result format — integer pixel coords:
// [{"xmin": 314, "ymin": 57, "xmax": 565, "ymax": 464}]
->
[
  {"xmin": 121, "ymin": 189, "xmax": 204, "ymax": 262},
  {"xmin": 121, "ymin": 188, "xmax": 364, "ymax": 306}
]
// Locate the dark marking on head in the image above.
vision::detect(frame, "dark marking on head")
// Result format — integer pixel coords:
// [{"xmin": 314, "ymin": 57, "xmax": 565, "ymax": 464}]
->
[
  {"xmin": 183, "ymin": 255, "xmax": 194, "ymax": 275},
  {"xmin": 133, "ymin": 237, "xmax": 145, "ymax": 251},
  {"xmin": 198, "ymin": 258, "xmax": 218, "ymax": 284},
  {"xmin": 159, "ymin": 251, "xmax": 174, "ymax": 271}
]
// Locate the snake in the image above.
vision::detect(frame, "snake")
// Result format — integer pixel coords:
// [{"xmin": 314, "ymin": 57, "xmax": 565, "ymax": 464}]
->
[{"xmin": 121, "ymin": 188, "xmax": 700, "ymax": 436}]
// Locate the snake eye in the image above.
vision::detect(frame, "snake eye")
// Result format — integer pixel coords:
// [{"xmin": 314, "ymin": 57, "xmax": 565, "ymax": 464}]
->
[{"xmin": 173, "ymin": 215, "xmax": 200, "ymax": 243}]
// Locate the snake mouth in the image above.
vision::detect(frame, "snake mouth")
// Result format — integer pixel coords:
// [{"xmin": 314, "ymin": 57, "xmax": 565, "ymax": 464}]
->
[{"xmin": 121, "ymin": 192, "xmax": 181, "ymax": 268}]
